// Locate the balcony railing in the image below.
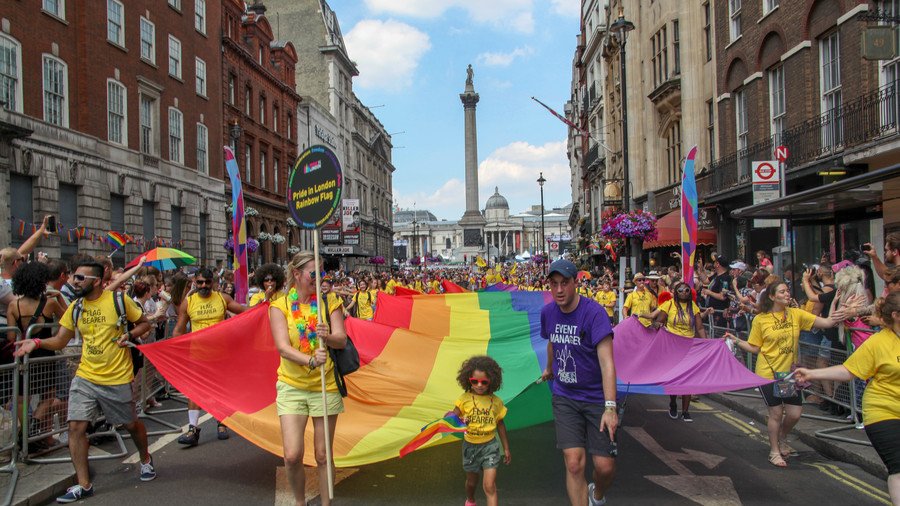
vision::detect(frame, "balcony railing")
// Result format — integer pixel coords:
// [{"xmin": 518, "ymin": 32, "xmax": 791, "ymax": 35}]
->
[
  {"xmin": 584, "ymin": 143, "xmax": 601, "ymax": 171},
  {"xmin": 703, "ymin": 80, "xmax": 900, "ymax": 196}
]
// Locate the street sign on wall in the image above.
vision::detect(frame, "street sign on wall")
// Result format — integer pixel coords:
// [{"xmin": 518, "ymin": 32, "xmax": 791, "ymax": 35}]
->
[{"xmin": 751, "ymin": 161, "xmax": 780, "ymax": 228}]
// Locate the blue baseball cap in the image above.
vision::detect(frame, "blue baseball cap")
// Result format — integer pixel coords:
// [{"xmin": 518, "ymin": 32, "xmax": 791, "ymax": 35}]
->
[{"xmin": 548, "ymin": 259, "xmax": 578, "ymax": 279}]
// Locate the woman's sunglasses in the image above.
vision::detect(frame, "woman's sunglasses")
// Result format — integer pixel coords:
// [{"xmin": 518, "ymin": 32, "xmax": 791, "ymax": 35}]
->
[{"xmin": 469, "ymin": 377, "xmax": 490, "ymax": 386}]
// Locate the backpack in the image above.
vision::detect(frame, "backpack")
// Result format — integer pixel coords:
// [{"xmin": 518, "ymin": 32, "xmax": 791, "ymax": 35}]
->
[{"xmin": 72, "ymin": 291, "xmax": 143, "ymax": 371}]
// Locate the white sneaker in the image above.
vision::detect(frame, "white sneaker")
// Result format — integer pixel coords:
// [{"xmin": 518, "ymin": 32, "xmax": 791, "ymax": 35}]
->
[{"xmin": 588, "ymin": 483, "xmax": 607, "ymax": 506}]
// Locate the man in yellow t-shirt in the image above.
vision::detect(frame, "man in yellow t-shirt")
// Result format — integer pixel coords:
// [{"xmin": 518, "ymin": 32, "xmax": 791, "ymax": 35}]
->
[
  {"xmin": 173, "ymin": 267, "xmax": 246, "ymax": 445},
  {"xmin": 15, "ymin": 261, "xmax": 156, "ymax": 500},
  {"xmin": 594, "ymin": 279, "xmax": 617, "ymax": 320},
  {"xmin": 623, "ymin": 274, "xmax": 657, "ymax": 327}
]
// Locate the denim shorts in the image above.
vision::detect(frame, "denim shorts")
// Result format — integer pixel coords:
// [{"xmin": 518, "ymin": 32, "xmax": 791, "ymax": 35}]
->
[{"xmin": 462, "ymin": 437, "xmax": 502, "ymax": 472}]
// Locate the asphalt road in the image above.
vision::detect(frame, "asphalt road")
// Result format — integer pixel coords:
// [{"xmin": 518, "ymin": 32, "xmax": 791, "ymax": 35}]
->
[{"xmin": 66, "ymin": 394, "xmax": 891, "ymax": 506}]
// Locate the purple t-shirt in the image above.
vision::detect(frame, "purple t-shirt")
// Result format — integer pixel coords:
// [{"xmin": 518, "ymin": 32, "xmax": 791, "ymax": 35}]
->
[{"xmin": 540, "ymin": 296, "xmax": 614, "ymax": 403}]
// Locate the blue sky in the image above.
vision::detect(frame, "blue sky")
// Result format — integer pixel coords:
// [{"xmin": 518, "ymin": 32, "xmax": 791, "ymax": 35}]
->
[{"xmin": 330, "ymin": 0, "xmax": 580, "ymax": 220}]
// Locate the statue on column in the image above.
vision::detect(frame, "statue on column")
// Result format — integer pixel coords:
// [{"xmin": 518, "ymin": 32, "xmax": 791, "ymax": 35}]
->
[{"xmin": 466, "ymin": 64, "xmax": 474, "ymax": 86}]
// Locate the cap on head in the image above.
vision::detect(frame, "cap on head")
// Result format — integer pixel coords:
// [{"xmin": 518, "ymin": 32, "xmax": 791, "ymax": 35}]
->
[
  {"xmin": 548, "ymin": 259, "xmax": 577, "ymax": 279},
  {"xmin": 647, "ymin": 270, "xmax": 661, "ymax": 280},
  {"xmin": 729, "ymin": 261, "xmax": 748, "ymax": 271}
]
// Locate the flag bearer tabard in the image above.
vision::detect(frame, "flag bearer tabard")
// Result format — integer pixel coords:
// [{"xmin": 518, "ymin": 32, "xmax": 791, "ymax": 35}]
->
[{"xmin": 286, "ymin": 145, "xmax": 342, "ymax": 499}]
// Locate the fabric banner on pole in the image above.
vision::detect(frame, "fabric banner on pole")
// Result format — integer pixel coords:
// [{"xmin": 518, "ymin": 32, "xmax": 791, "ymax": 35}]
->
[
  {"xmin": 681, "ymin": 146, "xmax": 699, "ymax": 289},
  {"xmin": 224, "ymin": 146, "xmax": 249, "ymax": 304}
]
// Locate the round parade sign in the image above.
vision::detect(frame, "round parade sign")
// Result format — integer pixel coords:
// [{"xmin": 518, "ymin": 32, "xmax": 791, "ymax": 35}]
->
[{"xmin": 288, "ymin": 145, "xmax": 343, "ymax": 229}]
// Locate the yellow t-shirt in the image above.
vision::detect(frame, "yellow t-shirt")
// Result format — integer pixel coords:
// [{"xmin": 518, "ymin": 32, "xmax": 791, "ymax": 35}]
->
[
  {"xmin": 624, "ymin": 289, "xmax": 656, "ymax": 327},
  {"xmin": 386, "ymin": 279, "xmax": 398, "ymax": 295},
  {"xmin": 747, "ymin": 308, "xmax": 817, "ymax": 379},
  {"xmin": 659, "ymin": 299, "xmax": 701, "ymax": 338},
  {"xmin": 843, "ymin": 328, "xmax": 900, "ymax": 425},
  {"xmin": 353, "ymin": 289, "xmax": 377, "ymax": 320},
  {"xmin": 274, "ymin": 293, "xmax": 345, "ymax": 392},
  {"xmin": 248, "ymin": 290, "xmax": 285, "ymax": 307},
  {"xmin": 187, "ymin": 292, "xmax": 228, "ymax": 330},
  {"xmin": 594, "ymin": 290, "xmax": 616, "ymax": 317},
  {"xmin": 454, "ymin": 392, "xmax": 507, "ymax": 444},
  {"xmin": 60, "ymin": 291, "xmax": 144, "ymax": 385}
]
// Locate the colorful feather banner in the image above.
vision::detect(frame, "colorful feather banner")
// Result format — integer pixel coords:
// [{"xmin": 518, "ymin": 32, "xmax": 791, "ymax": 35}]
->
[
  {"xmin": 224, "ymin": 146, "xmax": 249, "ymax": 304},
  {"xmin": 681, "ymin": 146, "xmax": 699, "ymax": 289}
]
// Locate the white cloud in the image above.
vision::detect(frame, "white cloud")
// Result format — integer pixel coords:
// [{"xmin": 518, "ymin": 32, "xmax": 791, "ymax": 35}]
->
[
  {"xmin": 344, "ymin": 19, "xmax": 431, "ymax": 91},
  {"xmin": 549, "ymin": 0, "xmax": 580, "ymax": 18},
  {"xmin": 364, "ymin": 0, "xmax": 535, "ymax": 33},
  {"xmin": 394, "ymin": 179, "xmax": 467, "ymax": 219},
  {"xmin": 478, "ymin": 140, "xmax": 571, "ymax": 213},
  {"xmin": 477, "ymin": 46, "xmax": 534, "ymax": 67}
]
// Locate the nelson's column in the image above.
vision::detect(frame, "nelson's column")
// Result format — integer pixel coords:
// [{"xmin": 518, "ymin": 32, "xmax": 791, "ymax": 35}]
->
[{"xmin": 459, "ymin": 64, "xmax": 486, "ymax": 259}]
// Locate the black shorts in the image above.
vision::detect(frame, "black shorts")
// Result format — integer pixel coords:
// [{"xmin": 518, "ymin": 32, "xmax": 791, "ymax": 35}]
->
[
  {"xmin": 551, "ymin": 395, "xmax": 615, "ymax": 458},
  {"xmin": 759, "ymin": 381, "xmax": 802, "ymax": 407},
  {"xmin": 864, "ymin": 419, "xmax": 900, "ymax": 475}
]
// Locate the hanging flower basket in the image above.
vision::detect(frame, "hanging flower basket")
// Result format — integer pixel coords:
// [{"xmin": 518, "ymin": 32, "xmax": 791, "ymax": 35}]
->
[
  {"xmin": 286, "ymin": 217, "xmax": 298, "ymax": 228},
  {"xmin": 369, "ymin": 256, "xmax": 386, "ymax": 265},
  {"xmin": 257, "ymin": 232, "xmax": 271, "ymax": 241},
  {"xmin": 600, "ymin": 209, "xmax": 658, "ymax": 242},
  {"xmin": 224, "ymin": 237, "xmax": 259, "ymax": 253},
  {"xmin": 532, "ymin": 254, "xmax": 547, "ymax": 264},
  {"xmin": 409, "ymin": 257, "xmax": 421, "ymax": 266},
  {"xmin": 287, "ymin": 246, "xmax": 301, "ymax": 255},
  {"xmin": 271, "ymin": 233, "xmax": 286, "ymax": 245}
]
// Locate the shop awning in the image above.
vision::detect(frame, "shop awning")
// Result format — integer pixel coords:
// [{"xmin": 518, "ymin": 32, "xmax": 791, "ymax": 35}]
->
[
  {"xmin": 731, "ymin": 164, "xmax": 900, "ymax": 221},
  {"xmin": 643, "ymin": 209, "xmax": 717, "ymax": 249}
]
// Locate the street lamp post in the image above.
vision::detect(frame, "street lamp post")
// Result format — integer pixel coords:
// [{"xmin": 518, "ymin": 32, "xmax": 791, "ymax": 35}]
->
[
  {"xmin": 610, "ymin": 6, "xmax": 637, "ymax": 276},
  {"xmin": 537, "ymin": 172, "xmax": 547, "ymax": 275}
]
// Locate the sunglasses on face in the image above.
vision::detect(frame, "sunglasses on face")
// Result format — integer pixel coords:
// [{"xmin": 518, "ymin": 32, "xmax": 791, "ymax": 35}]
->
[
  {"xmin": 72, "ymin": 274, "xmax": 99, "ymax": 282},
  {"xmin": 195, "ymin": 279, "xmax": 211, "ymax": 286},
  {"xmin": 263, "ymin": 277, "xmax": 275, "ymax": 282},
  {"xmin": 469, "ymin": 377, "xmax": 490, "ymax": 386},
  {"xmin": 676, "ymin": 287, "xmax": 690, "ymax": 293}
]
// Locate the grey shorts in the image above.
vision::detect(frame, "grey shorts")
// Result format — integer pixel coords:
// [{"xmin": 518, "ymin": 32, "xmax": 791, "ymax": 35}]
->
[
  {"xmin": 552, "ymin": 395, "xmax": 615, "ymax": 458},
  {"xmin": 67, "ymin": 376, "xmax": 137, "ymax": 425},
  {"xmin": 462, "ymin": 437, "xmax": 502, "ymax": 473}
]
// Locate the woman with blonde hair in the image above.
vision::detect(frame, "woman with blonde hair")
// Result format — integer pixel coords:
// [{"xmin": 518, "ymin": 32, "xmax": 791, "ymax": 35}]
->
[{"xmin": 269, "ymin": 251, "xmax": 347, "ymax": 506}]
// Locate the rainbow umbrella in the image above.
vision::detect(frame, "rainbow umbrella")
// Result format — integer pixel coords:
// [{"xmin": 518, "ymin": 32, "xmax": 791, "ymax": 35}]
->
[{"xmin": 126, "ymin": 247, "xmax": 196, "ymax": 271}]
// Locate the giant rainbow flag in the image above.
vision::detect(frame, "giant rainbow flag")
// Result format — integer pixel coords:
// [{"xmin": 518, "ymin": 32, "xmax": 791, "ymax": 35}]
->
[
  {"xmin": 224, "ymin": 146, "xmax": 249, "ymax": 304},
  {"xmin": 139, "ymin": 291, "xmax": 769, "ymax": 466},
  {"xmin": 681, "ymin": 145, "xmax": 699, "ymax": 289}
]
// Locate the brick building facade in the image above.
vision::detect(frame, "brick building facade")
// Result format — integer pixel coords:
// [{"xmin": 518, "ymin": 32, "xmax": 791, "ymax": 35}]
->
[
  {"xmin": 221, "ymin": 1, "xmax": 300, "ymax": 267},
  {"xmin": 0, "ymin": 0, "xmax": 227, "ymax": 265}
]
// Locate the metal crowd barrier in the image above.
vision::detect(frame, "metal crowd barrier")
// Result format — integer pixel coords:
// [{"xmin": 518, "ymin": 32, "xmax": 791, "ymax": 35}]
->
[
  {"xmin": 1, "ymin": 326, "xmax": 22, "ymax": 506},
  {"xmin": 142, "ymin": 316, "xmax": 188, "ymax": 415}
]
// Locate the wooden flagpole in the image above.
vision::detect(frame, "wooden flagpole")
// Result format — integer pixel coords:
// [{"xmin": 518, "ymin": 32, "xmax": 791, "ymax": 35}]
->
[{"xmin": 312, "ymin": 229, "xmax": 334, "ymax": 500}]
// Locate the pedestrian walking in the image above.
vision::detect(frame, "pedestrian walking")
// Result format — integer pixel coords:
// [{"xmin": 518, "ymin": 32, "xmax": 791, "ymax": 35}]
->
[
  {"xmin": 172, "ymin": 267, "xmax": 245, "ymax": 444},
  {"xmin": 453, "ymin": 355, "xmax": 511, "ymax": 506},
  {"xmin": 269, "ymin": 251, "xmax": 348, "ymax": 506},
  {"xmin": 725, "ymin": 279, "xmax": 839, "ymax": 468},
  {"xmin": 539, "ymin": 259, "xmax": 617, "ymax": 506},
  {"xmin": 14, "ymin": 260, "xmax": 157, "ymax": 503}
]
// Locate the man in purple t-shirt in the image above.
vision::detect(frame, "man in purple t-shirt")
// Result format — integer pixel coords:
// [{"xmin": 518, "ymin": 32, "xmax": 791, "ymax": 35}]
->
[{"xmin": 540, "ymin": 259, "xmax": 617, "ymax": 506}]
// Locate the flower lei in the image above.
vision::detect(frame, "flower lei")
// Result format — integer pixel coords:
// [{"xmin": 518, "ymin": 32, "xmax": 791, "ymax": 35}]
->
[{"xmin": 289, "ymin": 288, "xmax": 318, "ymax": 353}]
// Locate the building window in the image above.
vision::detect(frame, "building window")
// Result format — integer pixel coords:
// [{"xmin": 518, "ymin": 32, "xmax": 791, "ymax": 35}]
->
[
  {"xmin": 729, "ymin": 0, "xmax": 741, "ymax": 42},
  {"xmin": 879, "ymin": 1, "xmax": 900, "ymax": 128},
  {"xmin": 168, "ymin": 35, "xmax": 181, "ymax": 78},
  {"xmin": 273, "ymin": 156, "xmax": 280, "ymax": 193},
  {"xmin": 672, "ymin": 20, "xmax": 680, "ymax": 76},
  {"xmin": 140, "ymin": 94, "xmax": 158, "ymax": 155},
  {"xmin": 245, "ymin": 143, "xmax": 252, "ymax": 182},
  {"xmin": 820, "ymin": 31, "xmax": 842, "ymax": 147},
  {"xmin": 194, "ymin": 0, "xmax": 206, "ymax": 34},
  {"xmin": 665, "ymin": 121, "xmax": 682, "ymax": 185},
  {"xmin": 168, "ymin": 108, "xmax": 183, "ymax": 163},
  {"xmin": 244, "ymin": 86, "xmax": 252, "ymax": 116},
  {"xmin": 167, "ymin": 0, "xmax": 180, "ymax": 11},
  {"xmin": 259, "ymin": 95, "xmax": 266, "ymax": 125},
  {"xmin": 228, "ymin": 73, "xmax": 235, "ymax": 105},
  {"xmin": 703, "ymin": 3, "xmax": 711, "ymax": 62},
  {"xmin": 43, "ymin": 0, "xmax": 65, "ymax": 19},
  {"xmin": 58, "ymin": 184, "xmax": 78, "ymax": 259},
  {"xmin": 143, "ymin": 200, "xmax": 155, "ymax": 242},
  {"xmin": 707, "ymin": 100, "xmax": 716, "ymax": 161},
  {"xmin": 769, "ymin": 66, "xmax": 786, "ymax": 144},
  {"xmin": 762, "ymin": 0, "xmax": 779, "ymax": 15},
  {"xmin": 273, "ymin": 104, "xmax": 279, "ymax": 132},
  {"xmin": 735, "ymin": 89, "xmax": 749, "ymax": 177},
  {"xmin": 9, "ymin": 174, "xmax": 33, "ymax": 250},
  {"xmin": 171, "ymin": 206, "xmax": 182, "ymax": 245},
  {"xmin": 196, "ymin": 123, "xmax": 208, "ymax": 174},
  {"xmin": 651, "ymin": 26, "xmax": 668, "ymax": 87},
  {"xmin": 107, "ymin": 0, "xmax": 125, "ymax": 46},
  {"xmin": 110, "ymin": 194, "xmax": 125, "ymax": 236},
  {"xmin": 260, "ymin": 150, "xmax": 267, "ymax": 189},
  {"xmin": 287, "ymin": 113, "xmax": 293, "ymax": 140},
  {"xmin": 42, "ymin": 55, "xmax": 68, "ymax": 127},
  {"xmin": 140, "ymin": 17, "xmax": 155, "ymax": 63},
  {"xmin": 195, "ymin": 57, "xmax": 206, "ymax": 96},
  {"xmin": 258, "ymin": 45, "xmax": 264, "ymax": 65},
  {"xmin": 0, "ymin": 34, "xmax": 23, "ymax": 113},
  {"xmin": 107, "ymin": 79, "xmax": 127, "ymax": 145}
]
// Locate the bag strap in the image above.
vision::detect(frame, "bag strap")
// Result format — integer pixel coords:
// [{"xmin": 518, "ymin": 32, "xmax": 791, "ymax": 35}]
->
[
  {"xmin": 27, "ymin": 295, "xmax": 48, "ymax": 329},
  {"xmin": 72, "ymin": 297, "xmax": 85, "ymax": 327}
]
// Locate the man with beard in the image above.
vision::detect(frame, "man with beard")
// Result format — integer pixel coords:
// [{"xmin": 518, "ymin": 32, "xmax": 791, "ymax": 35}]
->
[
  {"xmin": 172, "ymin": 268, "xmax": 245, "ymax": 444},
  {"xmin": 14, "ymin": 261, "xmax": 156, "ymax": 502}
]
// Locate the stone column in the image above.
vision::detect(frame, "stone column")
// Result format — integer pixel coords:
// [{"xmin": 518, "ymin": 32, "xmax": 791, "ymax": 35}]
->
[{"xmin": 459, "ymin": 65, "xmax": 486, "ymax": 255}]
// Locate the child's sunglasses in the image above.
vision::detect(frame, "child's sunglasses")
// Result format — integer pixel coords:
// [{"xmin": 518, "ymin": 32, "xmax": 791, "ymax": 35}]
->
[{"xmin": 469, "ymin": 377, "xmax": 490, "ymax": 386}]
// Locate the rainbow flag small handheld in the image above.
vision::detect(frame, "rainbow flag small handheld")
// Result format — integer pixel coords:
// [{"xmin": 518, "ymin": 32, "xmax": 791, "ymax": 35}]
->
[
  {"xmin": 107, "ymin": 231, "xmax": 129, "ymax": 249},
  {"xmin": 399, "ymin": 413, "xmax": 467, "ymax": 458}
]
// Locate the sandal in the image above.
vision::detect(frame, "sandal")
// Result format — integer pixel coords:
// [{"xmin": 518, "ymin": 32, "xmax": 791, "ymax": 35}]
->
[
  {"xmin": 768, "ymin": 452, "xmax": 787, "ymax": 468},
  {"xmin": 779, "ymin": 440, "xmax": 798, "ymax": 457}
]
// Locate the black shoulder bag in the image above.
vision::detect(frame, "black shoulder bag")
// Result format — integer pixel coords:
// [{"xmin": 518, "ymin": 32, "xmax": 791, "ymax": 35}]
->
[{"xmin": 320, "ymin": 295, "xmax": 359, "ymax": 397}]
